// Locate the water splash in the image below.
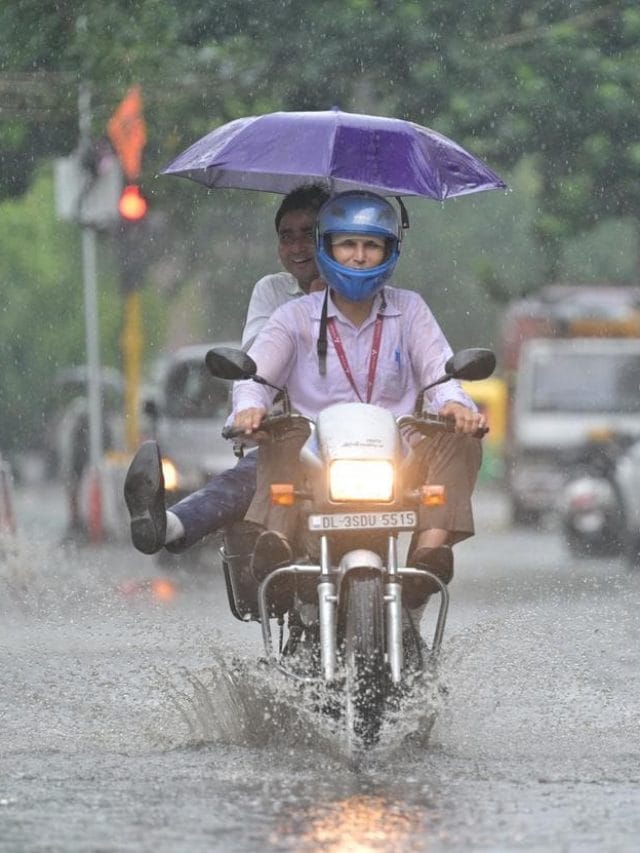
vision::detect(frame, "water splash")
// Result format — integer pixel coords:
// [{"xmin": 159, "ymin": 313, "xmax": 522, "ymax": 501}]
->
[{"xmin": 156, "ymin": 648, "xmax": 447, "ymax": 767}]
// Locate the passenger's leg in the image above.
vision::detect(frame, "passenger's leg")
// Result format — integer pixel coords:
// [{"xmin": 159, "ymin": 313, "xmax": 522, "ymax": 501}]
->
[
  {"xmin": 166, "ymin": 452, "xmax": 257, "ymax": 552},
  {"xmin": 124, "ymin": 441, "xmax": 257, "ymax": 555}
]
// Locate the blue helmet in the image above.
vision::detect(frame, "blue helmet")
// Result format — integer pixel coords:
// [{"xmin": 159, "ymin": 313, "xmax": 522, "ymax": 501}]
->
[{"xmin": 315, "ymin": 191, "xmax": 402, "ymax": 302}]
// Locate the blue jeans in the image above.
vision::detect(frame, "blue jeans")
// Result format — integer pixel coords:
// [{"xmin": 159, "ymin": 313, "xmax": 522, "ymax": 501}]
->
[{"xmin": 166, "ymin": 452, "xmax": 257, "ymax": 552}]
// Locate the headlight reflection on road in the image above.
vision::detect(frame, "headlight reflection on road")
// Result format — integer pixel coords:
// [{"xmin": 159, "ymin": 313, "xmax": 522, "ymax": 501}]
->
[
  {"xmin": 273, "ymin": 793, "xmax": 432, "ymax": 851},
  {"xmin": 117, "ymin": 577, "xmax": 179, "ymax": 603}
]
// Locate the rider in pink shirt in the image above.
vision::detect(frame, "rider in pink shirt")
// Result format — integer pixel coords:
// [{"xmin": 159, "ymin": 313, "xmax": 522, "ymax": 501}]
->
[
  {"xmin": 232, "ymin": 190, "xmax": 486, "ymax": 590},
  {"xmin": 233, "ymin": 286, "xmax": 475, "ymax": 421}
]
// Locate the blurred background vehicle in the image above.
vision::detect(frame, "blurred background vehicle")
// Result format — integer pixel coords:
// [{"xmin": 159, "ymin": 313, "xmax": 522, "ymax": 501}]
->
[
  {"xmin": 41, "ymin": 364, "xmax": 160, "ymax": 542},
  {"xmin": 43, "ymin": 365, "xmax": 126, "ymax": 481},
  {"xmin": 145, "ymin": 342, "xmax": 239, "ymax": 507},
  {"xmin": 609, "ymin": 438, "xmax": 640, "ymax": 571},
  {"xmin": 500, "ymin": 285, "xmax": 640, "ymax": 525},
  {"xmin": 508, "ymin": 337, "xmax": 640, "ymax": 525},
  {"xmin": 557, "ymin": 428, "xmax": 633, "ymax": 558}
]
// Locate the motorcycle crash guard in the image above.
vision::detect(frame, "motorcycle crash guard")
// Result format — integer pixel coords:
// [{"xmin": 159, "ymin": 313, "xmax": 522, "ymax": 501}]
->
[
  {"xmin": 221, "ymin": 521, "xmax": 316, "ymax": 621},
  {"xmin": 402, "ymin": 544, "xmax": 453, "ymax": 608}
]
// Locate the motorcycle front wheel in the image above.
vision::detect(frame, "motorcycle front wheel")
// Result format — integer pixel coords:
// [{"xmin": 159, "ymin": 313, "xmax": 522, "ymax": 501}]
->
[{"xmin": 341, "ymin": 573, "xmax": 387, "ymax": 747}]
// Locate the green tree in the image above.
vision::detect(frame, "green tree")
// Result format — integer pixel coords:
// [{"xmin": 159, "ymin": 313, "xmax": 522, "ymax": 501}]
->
[
  {"xmin": 414, "ymin": 1, "xmax": 640, "ymax": 280},
  {"xmin": 4, "ymin": 0, "xmax": 639, "ymax": 279},
  {"xmin": 2, "ymin": 0, "xmax": 640, "ymax": 452},
  {"xmin": 0, "ymin": 167, "xmax": 123, "ymax": 450}
]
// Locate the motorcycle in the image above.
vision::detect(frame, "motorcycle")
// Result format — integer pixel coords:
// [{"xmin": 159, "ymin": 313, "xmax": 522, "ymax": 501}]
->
[
  {"xmin": 207, "ymin": 345, "xmax": 495, "ymax": 747},
  {"xmin": 557, "ymin": 429, "xmax": 633, "ymax": 558}
]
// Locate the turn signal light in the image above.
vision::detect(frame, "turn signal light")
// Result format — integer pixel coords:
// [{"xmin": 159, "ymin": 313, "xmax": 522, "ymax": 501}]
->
[
  {"xmin": 420, "ymin": 485, "xmax": 446, "ymax": 506},
  {"xmin": 270, "ymin": 483, "xmax": 295, "ymax": 506}
]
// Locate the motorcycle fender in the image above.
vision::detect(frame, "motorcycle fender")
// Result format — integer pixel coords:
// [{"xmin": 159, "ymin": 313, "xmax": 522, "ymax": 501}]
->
[
  {"xmin": 334, "ymin": 549, "xmax": 385, "ymax": 602},
  {"xmin": 337, "ymin": 549, "xmax": 384, "ymax": 573}
]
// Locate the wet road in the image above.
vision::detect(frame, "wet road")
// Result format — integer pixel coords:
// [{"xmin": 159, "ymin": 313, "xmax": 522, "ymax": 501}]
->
[{"xmin": 1, "ymin": 480, "xmax": 639, "ymax": 851}]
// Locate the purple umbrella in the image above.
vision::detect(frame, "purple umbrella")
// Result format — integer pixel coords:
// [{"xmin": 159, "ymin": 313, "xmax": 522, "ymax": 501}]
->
[{"xmin": 161, "ymin": 108, "xmax": 506, "ymax": 200}]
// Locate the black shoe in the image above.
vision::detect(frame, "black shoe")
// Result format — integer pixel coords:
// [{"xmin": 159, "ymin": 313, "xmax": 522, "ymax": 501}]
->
[
  {"xmin": 124, "ymin": 441, "xmax": 166, "ymax": 555},
  {"xmin": 403, "ymin": 545, "xmax": 453, "ymax": 607},
  {"xmin": 251, "ymin": 530, "xmax": 293, "ymax": 583}
]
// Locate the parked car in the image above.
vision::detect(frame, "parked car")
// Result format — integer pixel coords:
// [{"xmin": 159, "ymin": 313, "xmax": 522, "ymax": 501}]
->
[
  {"xmin": 145, "ymin": 343, "xmax": 240, "ymax": 506},
  {"xmin": 43, "ymin": 366, "xmax": 126, "ymax": 480}
]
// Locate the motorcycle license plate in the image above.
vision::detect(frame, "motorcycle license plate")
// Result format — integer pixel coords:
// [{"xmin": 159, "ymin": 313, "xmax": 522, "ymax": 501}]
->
[{"xmin": 308, "ymin": 510, "xmax": 418, "ymax": 532}]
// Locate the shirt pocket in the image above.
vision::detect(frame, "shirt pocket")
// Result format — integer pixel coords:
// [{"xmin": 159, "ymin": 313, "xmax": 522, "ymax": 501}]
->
[{"xmin": 375, "ymin": 355, "xmax": 409, "ymax": 401}]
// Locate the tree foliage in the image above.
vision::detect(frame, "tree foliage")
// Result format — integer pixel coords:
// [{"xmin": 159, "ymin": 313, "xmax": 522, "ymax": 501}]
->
[
  {"xmin": 3, "ymin": 0, "xmax": 639, "ymax": 257},
  {"xmin": 0, "ymin": 167, "xmax": 124, "ymax": 449},
  {"xmin": 2, "ymin": 1, "xmax": 640, "ymax": 451}
]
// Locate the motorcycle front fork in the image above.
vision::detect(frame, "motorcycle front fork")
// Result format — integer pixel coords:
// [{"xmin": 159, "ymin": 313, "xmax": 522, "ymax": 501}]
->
[
  {"xmin": 317, "ymin": 535, "xmax": 405, "ymax": 684},
  {"xmin": 258, "ymin": 533, "xmax": 449, "ymax": 683}
]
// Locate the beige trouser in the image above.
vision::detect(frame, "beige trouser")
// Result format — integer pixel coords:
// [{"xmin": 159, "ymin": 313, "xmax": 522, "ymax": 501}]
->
[{"xmin": 245, "ymin": 423, "xmax": 483, "ymax": 547}]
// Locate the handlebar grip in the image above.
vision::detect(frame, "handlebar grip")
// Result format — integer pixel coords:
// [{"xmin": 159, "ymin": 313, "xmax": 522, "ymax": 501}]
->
[
  {"xmin": 398, "ymin": 413, "xmax": 490, "ymax": 439},
  {"xmin": 222, "ymin": 413, "xmax": 298, "ymax": 440},
  {"xmin": 222, "ymin": 425, "xmax": 246, "ymax": 439},
  {"xmin": 428, "ymin": 419, "xmax": 490, "ymax": 439}
]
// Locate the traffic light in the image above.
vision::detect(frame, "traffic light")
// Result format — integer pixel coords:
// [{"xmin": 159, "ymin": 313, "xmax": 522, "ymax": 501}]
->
[{"xmin": 118, "ymin": 184, "xmax": 148, "ymax": 222}]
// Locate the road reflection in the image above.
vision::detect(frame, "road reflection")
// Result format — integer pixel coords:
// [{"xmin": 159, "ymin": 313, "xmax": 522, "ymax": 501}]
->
[{"xmin": 274, "ymin": 792, "xmax": 436, "ymax": 852}]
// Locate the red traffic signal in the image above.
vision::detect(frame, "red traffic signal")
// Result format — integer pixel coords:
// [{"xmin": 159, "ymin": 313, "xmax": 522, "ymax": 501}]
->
[{"xmin": 118, "ymin": 184, "xmax": 148, "ymax": 221}]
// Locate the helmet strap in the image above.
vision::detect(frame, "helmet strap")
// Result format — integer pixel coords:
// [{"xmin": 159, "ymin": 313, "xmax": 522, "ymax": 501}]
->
[{"xmin": 395, "ymin": 196, "xmax": 410, "ymax": 231}]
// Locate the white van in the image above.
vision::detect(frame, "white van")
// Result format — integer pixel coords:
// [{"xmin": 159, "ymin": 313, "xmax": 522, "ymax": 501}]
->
[{"xmin": 507, "ymin": 337, "xmax": 640, "ymax": 523}]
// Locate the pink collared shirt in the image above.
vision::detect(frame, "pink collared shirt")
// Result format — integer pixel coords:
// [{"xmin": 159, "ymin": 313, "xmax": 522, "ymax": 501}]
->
[{"xmin": 232, "ymin": 286, "xmax": 476, "ymax": 419}]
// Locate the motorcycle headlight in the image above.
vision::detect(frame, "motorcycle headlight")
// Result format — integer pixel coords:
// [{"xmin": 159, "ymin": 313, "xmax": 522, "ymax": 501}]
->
[
  {"xmin": 161, "ymin": 457, "xmax": 179, "ymax": 492},
  {"xmin": 329, "ymin": 459, "xmax": 394, "ymax": 502}
]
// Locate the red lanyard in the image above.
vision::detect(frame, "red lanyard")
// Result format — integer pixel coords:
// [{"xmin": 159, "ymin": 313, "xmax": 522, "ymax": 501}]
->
[{"xmin": 327, "ymin": 314, "xmax": 384, "ymax": 403}]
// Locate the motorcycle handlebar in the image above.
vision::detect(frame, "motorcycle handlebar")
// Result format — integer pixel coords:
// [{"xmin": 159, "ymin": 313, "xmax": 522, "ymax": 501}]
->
[
  {"xmin": 222, "ymin": 425, "xmax": 247, "ymax": 439},
  {"xmin": 224, "ymin": 411, "xmax": 489, "ymax": 440},
  {"xmin": 398, "ymin": 413, "xmax": 489, "ymax": 439},
  {"xmin": 222, "ymin": 412, "xmax": 310, "ymax": 440}
]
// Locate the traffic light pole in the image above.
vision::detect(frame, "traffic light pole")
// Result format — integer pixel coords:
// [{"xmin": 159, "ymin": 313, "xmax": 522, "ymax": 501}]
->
[
  {"xmin": 81, "ymin": 223, "xmax": 103, "ymax": 470},
  {"xmin": 109, "ymin": 86, "xmax": 148, "ymax": 454},
  {"xmin": 121, "ymin": 289, "xmax": 142, "ymax": 451},
  {"xmin": 79, "ymin": 84, "xmax": 104, "ymax": 542},
  {"xmin": 78, "ymin": 83, "xmax": 104, "ymax": 473}
]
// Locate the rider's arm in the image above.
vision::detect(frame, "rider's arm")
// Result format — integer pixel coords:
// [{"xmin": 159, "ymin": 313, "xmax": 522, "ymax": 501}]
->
[
  {"xmin": 232, "ymin": 302, "xmax": 298, "ymax": 418},
  {"xmin": 405, "ymin": 293, "xmax": 477, "ymax": 414},
  {"xmin": 241, "ymin": 277, "xmax": 278, "ymax": 351}
]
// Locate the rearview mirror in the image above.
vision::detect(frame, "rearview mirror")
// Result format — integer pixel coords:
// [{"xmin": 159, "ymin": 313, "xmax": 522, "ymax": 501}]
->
[
  {"xmin": 444, "ymin": 348, "xmax": 496, "ymax": 382},
  {"xmin": 205, "ymin": 347, "xmax": 257, "ymax": 381}
]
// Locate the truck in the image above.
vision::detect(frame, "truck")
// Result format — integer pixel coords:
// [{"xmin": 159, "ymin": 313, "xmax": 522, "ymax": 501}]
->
[{"xmin": 500, "ymin": 284, "xmax": 640, "ymax": 524}]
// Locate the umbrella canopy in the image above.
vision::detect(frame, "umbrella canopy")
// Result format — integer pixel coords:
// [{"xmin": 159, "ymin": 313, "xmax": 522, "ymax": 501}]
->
[{"xmin": 161, "ymin": 108, "xmax": 506, "ymax": 200}]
